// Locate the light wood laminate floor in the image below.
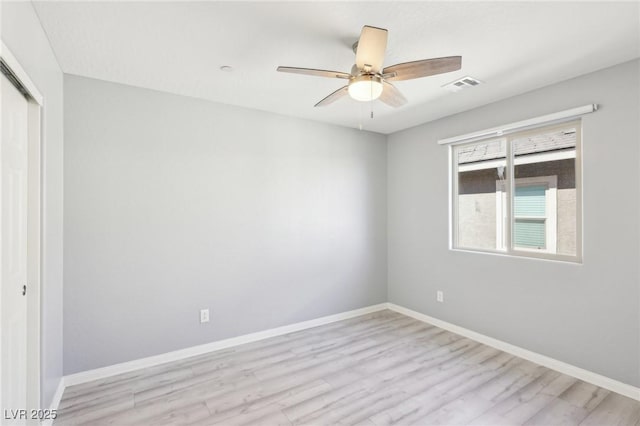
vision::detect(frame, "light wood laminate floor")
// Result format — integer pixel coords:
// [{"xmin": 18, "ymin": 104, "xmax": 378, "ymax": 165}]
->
[{"xmin": 56, "ymin": 310, "xmax": 640, "ymax": 425}]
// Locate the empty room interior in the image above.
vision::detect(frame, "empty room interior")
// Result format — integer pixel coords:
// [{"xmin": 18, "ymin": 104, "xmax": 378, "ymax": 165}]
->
[{"xmin": 1, "ymin": 1, "xmax": 640, "ymax": 425}]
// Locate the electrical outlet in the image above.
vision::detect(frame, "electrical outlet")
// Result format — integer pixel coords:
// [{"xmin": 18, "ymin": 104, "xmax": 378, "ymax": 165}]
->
[
  {"xmin": 200, "ymin": 309, "xmax": 210, "ymax": 324},
  {"xmin": 436, "ymin": 291, "xmax": 444, "ymax": 303}
]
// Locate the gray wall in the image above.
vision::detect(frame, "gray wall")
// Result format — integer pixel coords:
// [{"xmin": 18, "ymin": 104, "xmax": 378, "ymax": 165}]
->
[
  {"xmin": 0, "ymin": 2, "xmax": 63, "ymax": 407},
  {"xmin": 1, "ymin": 2, "xmax": 65, "ymax": 407},
  {"xmin": 388, "ymin": 59, "xmax": 640, "ymax": 387},
  {"xmin": 62, "ymin": 57, "xmax": 639, "ymax": 389},
  {"xmin": 63, "ymin": 75, "xmax": 387, "ymax": 374}
]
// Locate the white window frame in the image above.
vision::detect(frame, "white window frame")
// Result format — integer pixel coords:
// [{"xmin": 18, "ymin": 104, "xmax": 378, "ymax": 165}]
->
[{"xmin": 450, "ymin": 120, "xmax": 582, "ymax": 263}]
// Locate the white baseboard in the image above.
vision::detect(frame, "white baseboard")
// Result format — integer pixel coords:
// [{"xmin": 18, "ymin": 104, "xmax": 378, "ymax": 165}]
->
[
  {"xmin": 63, "ymin": 303, "xmax": 388, "ymax": 388},
  {"xmin": 41, "ymin": 378, "xmax": 65, "ymax": 426},
  {"xmin": 58, "ymin": 301, "xmax": 639, "ymax": 404},
  {"xmin": 387, "ymin": 303, "xmax": 640, "ymax": 401}
]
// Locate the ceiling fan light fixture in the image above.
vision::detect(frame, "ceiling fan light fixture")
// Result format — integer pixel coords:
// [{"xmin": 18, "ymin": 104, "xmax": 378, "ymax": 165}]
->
[{"xmin": 348, "ymin": 74, "xmax": 383, "ymax": 102}]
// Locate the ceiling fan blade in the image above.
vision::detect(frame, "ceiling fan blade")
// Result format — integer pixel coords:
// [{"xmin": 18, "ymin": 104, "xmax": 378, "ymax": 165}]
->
[
  {"xmin": 355, "ymin": 25, "xmax": 388, "ymax": 73},
  {"xmin": 379, "ymin": 81, "xmax": 407, "ymax": 108},
  {"xmin": 383, "ymin": 56, "xmax": 462, "ymax": 81},
  {"xmin": 277, "ymin": 66, "xmax": 351, "ymax": 79},
  {"xmin": 314, "ymin": 86, "xmax": 349, "ymax": 107}
]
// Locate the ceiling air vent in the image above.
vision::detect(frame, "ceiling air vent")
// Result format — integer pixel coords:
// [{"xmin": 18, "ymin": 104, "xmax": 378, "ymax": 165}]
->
[{"xmin": 442, "ymin": 76, "xmax": 482, "ymax": 93}]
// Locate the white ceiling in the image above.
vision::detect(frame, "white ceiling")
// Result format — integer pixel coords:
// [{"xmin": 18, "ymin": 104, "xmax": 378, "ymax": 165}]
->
[{"xmin": 33, "ymin": 1, "xmax": 640, "ymax": 134}]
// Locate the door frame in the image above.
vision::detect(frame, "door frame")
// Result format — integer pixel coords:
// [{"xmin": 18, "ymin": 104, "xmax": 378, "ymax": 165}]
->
[{"xmin": 0, "ymin": 40, "xmax": 43, "ymax": 411}]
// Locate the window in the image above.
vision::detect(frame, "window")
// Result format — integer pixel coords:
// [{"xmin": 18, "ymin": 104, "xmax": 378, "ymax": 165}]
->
[
  {"xmin": 497, "ymin": 176, "xmax": 557, "ymax": 253},
  {"xmin": 452, "ymin": 121, "xmax": 581, "ymax": 262}
]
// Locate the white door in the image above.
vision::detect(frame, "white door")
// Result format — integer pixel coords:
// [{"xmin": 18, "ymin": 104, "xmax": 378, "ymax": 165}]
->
[{"xmin": 1, "ymin": 72, "xmax": 29, "ymax": 423}]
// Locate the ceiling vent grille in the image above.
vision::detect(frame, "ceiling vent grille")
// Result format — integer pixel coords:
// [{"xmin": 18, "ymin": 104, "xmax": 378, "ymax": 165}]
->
[{"xmin": 442, "ymin": 76, "xmax": 482, "ymax": 93}]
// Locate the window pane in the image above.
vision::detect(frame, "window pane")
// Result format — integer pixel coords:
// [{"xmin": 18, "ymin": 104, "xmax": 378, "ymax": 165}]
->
[
  {"xmin": 514, "ymin": 219, "xmax": 546, "ymax": 249},
  {"xmin": 513, "ymin": 126, "xmax": 577, "ymax": 256},
  {"xmin": 455, "ymin": 139, "xmax": 506, "ymax": 250}
]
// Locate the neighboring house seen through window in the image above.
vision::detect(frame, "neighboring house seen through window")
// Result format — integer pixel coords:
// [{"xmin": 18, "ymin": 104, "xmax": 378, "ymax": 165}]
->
[{"xmin": 452, "ymin": 121, "xmax": 581, "ymax": 262}]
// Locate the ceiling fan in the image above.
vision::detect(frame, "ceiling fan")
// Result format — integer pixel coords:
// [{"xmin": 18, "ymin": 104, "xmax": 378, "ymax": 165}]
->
[{"xmin": 277, "ymin": 25, "xmax": 462, "ymax": 108}]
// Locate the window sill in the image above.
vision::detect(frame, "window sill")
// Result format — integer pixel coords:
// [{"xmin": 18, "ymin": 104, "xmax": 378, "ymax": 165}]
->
[{"xmin": 450, "ymin": 247, "xmax": 582, "ymax": 265}]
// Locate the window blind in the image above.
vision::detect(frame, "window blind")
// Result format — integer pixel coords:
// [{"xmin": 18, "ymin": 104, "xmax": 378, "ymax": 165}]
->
[
  {"xmin": 514, "ymin": 185, "xmax": 546, "ymax": 217},
  {"xmin": 438, "ymin": 104, "xmax": 596, "ymax": 146},
  {"xmin": 514, "ymin": 185, "xmax": 547, "ymax": 248}
]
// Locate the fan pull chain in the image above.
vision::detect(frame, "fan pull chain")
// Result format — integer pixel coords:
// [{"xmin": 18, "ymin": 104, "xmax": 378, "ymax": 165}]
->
[{"xmin": 370, "ymin": 81, "xmax": 374, "ymax": 119}]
